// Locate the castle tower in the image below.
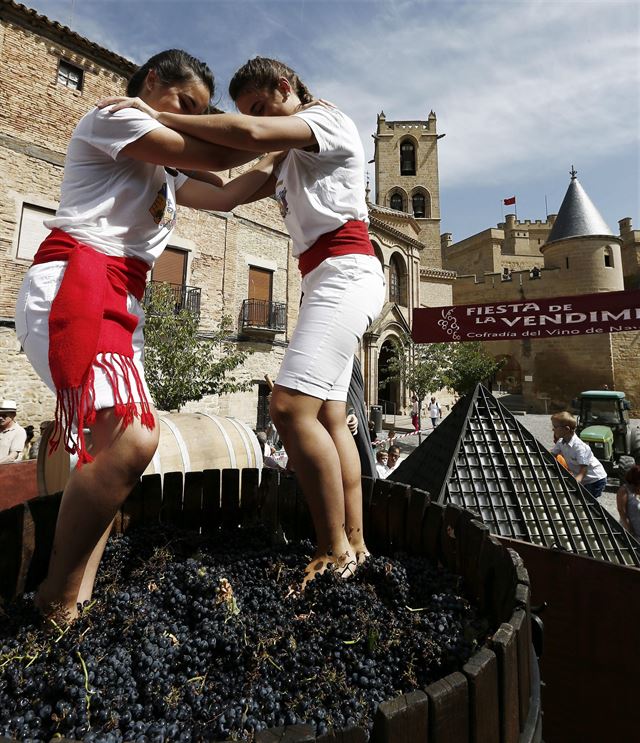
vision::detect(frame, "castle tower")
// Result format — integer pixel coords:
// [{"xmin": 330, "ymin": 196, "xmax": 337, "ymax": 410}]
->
[
  {"xmin": 373, "ymin": 110, "xmax": 442, "ymax": 267},
  {"xmin": 541, "ymin": 167, "xmax": 624, "ymax": 294}
]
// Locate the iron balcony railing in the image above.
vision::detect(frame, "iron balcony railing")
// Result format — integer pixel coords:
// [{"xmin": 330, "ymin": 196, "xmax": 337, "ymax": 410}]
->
[
  {"xmin": 241, "ymin": 299, "xmax": 286, "ymax": 332},
  {"xmin": 144, "ymin": 281, "xmax": 201, "ymax": 316}
]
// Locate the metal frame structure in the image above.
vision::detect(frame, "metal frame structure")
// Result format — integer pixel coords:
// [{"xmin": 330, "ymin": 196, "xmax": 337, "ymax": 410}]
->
[{"xmin": 391, "ymin": 385, "xmax": 640, "ymax": 567}]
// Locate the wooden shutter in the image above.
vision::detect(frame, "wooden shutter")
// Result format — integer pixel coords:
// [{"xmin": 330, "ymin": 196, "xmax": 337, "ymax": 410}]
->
[
  {"xmin": 17, "ymin": 205, "xmax": 55, "ymax": 260},
  {"xmin": 152, "ymin": 247, "xmax": 187, "ymax": 285},
  {"xmin": 248, "ymin": 267, "xmax": 273, "ymax": 327},
  {"xmin": 248, "ymin": 266, "xmax": 272, "ymax": 302}
]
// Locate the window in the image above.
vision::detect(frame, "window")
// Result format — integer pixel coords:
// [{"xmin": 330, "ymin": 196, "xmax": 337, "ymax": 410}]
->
[
  {"xmin": 247, "ymin": 266, "xmax": 274, "ymax": 326},
  {"xmin": 389, "ymin": 254, "xmax": 406, "ymax": 305},
  {"xmin": 412, "ymin": 192, "xmax": 425, "ymax": 218},
  {"xmin": 604, "ymin": 247, "xmax": 613, "ymax": 268},
  {"xmin": 565, "ymin": 257, "xmax": 570, "ymax": 269},
  {"xmin": 57, "ymin": 60, "xmax": 84, "ymax": 90},
  {"xmin": 390, "ymin": 193, "xmax": 404, "ymax": 211},
  {"xmin": 389, "ymin": 260, "xmax": 400, "ymax": 303},
  {"xmin": 400, "ymin": 140, "xmax": 416, "ymax": 175},
  {"xmin": 16, "ymin": 204, "xmax": 55, "ymax": 260},
  {"xmin": 152, "ymin": 246, "xmax": 187, "ymax": 285}
]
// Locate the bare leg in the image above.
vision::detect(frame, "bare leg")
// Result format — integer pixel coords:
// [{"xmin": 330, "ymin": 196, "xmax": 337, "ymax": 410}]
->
[
  {"xmin": 270, "ymin": 386, "xmax": 355, "ymax": 584},
  {"xmin": 318, "ymin": 400, "xmax": 368, "ymax": 562},
  {"xmin": 36, "ymin": 406, "xmax": 159, "ymax": 619},
  {"xmin": 76, "ymin": 518, "xmax": 115, "ymax": 606}
]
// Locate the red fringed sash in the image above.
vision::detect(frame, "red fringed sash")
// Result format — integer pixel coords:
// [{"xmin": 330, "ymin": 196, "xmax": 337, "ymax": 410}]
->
[
  {"xmin": 297, "ymin": 220, "xmax": 375, "ymax": 277},
  {"xmin": 32, "ymin": 229, "xmax": 155, "ymax": 466}
]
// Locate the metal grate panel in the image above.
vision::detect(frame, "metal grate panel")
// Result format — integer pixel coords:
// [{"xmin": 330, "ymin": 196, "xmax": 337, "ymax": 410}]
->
[{"xmin": 391, "ymin": 385, "xmax": 640, "ymax": 567}]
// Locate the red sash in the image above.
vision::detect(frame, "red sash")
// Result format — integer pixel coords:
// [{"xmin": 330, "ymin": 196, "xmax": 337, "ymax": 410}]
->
[
  {"xmin": 32, "ymin": 229, "xmax": 155, "ymax": 466},
  {"xmin": 297, "ymin": 221, "xmax": 375, "ymax": 277}
]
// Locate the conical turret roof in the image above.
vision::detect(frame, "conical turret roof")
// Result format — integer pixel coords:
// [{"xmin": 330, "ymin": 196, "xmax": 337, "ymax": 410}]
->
[{"xmin": 546, "ymin": 167, "xmax": 613, "ymax": 244}]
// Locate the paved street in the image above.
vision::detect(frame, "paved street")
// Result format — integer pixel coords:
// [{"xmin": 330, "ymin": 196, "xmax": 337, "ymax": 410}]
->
[{"xmin": 380, "ymin": 411, "xmax": 640, "ymax": 524}]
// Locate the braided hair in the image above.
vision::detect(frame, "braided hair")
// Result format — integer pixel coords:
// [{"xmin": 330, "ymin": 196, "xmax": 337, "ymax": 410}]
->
[{"xmin": 228, "ymin": 56, "xmax": 313, "ymax": 104}]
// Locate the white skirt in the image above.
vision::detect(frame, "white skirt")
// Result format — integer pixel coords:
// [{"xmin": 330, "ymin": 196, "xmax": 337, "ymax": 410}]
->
[
  {"xmin": 276, "ymin": 254, "xmax": 385, "ymax": 401},
  {"xmin": 15, "ymin": 262, "xmax": 152, "ymax": 411}
]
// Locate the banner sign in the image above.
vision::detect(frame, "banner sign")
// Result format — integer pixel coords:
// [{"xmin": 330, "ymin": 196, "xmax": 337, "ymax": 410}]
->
[{"xmin": 412, "ymin": 289, "xmax": 640, "ymax": 343}]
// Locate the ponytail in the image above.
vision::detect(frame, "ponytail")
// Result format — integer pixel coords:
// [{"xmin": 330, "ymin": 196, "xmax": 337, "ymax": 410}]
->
[{"xmin": 229, "ymin": 56, "xmax": 313, "ymax": 104}]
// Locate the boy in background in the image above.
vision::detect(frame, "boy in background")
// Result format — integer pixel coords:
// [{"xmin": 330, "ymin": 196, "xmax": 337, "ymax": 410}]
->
[{"xmin": 550, "ymin": 411, "xmax": 608, "ymax": 498}]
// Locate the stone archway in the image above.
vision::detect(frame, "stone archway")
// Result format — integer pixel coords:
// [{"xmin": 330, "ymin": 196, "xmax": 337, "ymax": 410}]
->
[
  {"xmin": 378, "ymin": 339, "xmax": 401, "ymax": 414},
  {"xmin": 494, "ymin": 354, "xmax": 522, "ymax": 394}
]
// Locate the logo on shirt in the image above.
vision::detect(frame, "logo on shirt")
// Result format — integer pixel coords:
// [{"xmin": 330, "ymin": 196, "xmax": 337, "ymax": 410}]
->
[
  {"xmin": 275, "ymin": 182, "xmax": 289, "ymax": 218},
  {"xmin": 149, "ymin": 183, "xmax": 177, "ymax": 230}
]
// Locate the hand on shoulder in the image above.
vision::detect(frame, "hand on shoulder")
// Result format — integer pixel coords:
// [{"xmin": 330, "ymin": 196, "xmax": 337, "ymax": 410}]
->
[{"xmin": 95, "ymin": 96, "xmax": 160, "ymax": 120}]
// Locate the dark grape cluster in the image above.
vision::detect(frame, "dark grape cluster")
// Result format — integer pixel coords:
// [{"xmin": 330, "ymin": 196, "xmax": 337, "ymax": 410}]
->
[{"xmin": 0, "ymin": 526, "xmax": 486, "ymax": 742}]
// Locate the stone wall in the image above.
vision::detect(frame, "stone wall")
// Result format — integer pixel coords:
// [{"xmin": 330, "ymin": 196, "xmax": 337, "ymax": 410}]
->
[
  {"xmin": 0, "ymin": 11, "xmax": 298, "ymax": 432},
  {"xmin": 611, "ymin": 331, "xmax": 640, "ymax": 415},
  {"xmin": 0, "ymin": 326, "xmax": 56, "ymax": 427}
]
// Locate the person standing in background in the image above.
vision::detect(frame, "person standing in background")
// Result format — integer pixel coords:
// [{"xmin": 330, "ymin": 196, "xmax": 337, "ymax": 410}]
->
[
  {"xmin": 0, "ymin": 400, "xmax": 27, "ymax": 464},
  {"xmin": 410, "ymin": 394, "xmax": 420, "ymax": 432},
  {"xmin": 428, "ymin": 397, "xmax": 441, "ymax": 429}
]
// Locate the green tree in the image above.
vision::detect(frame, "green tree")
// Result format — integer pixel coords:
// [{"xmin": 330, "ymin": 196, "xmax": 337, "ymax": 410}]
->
[
  {"xmin": 143, "ymin": 283, "xmax": 252, "ymax": 411},
  {"xmin": 384, "ymin": 336, "xmax": 505, "ymax": 426},
  {"xmin": 384, "ymin": 335, "xmax": 454, "ymax": 434},
  {"xmin": 444, "ymin": 342, "xmax": 505, "ymax": 397}
]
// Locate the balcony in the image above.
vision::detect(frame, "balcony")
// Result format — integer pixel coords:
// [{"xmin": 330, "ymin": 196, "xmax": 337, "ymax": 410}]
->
[
  {"xmin": 144, "ymin": 281, "xmax": 201, "ymax": 316},
  {"xmin": 241, "ymin": 299, "xmax": 286, "ymax": 335}
]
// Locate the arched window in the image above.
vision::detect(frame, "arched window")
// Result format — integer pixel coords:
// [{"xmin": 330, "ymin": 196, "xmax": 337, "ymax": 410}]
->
[
  {"xmin": 390, "ymin": 192, "xmax": 404, "ymax": 211},
  {"xmin": 388, "ymin": 254, "xmax": 406, "ymax": 305},
  {"xmin": 400, "ymin": 140, "xmax": 416, "ymax": 175},
  {"xmin": 389, "ymin": 259, "xmax": 401, "ymax": 304},
  {"xmin": 371, "ymin": 241, "xmax": 385, "ymax": 271},
  {"xmin": 604, "ymin": 246, "xmax": 613, "ymax": 268},
  {"xmin": 412, "ymin": 192, "xmax": 425, "ymax": 218}
]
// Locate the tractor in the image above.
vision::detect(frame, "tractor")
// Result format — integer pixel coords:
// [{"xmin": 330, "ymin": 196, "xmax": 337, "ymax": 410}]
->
[{"xmin": 573, "ymin": 390, "xmax": 640, "ymax": 477}]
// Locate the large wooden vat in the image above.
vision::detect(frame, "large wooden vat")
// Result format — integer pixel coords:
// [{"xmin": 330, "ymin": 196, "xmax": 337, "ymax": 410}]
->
[
  {"xmin": 36, "ymin": 413, "xmax": 262, "ymax": 496},
  {"xmin": 0, "ymin": 470, "xmax": 542, "ymax": 743}
]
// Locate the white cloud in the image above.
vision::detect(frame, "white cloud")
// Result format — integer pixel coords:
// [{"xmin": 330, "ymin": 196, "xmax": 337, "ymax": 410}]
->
[{"xmin": 305, "ymin": 0, "xmax": 639, "ymax": 189}]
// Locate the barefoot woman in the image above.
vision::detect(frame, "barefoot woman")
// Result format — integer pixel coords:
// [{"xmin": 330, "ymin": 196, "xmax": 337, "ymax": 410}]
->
[
  {"xmin": 16, "ymin": 50, "xmax": 281, "ymax": 618},
  {"xmin": 100, "ymin": 56, "xmax": 385, "ymax": 582}
]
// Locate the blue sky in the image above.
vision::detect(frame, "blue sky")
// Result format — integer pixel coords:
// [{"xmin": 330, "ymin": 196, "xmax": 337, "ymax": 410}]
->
[{"xmin": 25, "ymin": 0, "xmax": 640, "ymax": 242}]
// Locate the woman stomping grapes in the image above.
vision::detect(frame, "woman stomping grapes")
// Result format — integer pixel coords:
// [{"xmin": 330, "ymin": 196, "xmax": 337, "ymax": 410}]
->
[
  {"xmin": 16, "ymin": 50, "xmax": 281, "ymax": 620},
  {"xmin": 99, "ymin": 57, "xmax": 385, "ymax": 585}
]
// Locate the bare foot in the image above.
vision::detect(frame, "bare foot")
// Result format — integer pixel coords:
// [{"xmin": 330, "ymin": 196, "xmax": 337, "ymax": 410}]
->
[
  {"xmin": 346, "ymin": 528, "xmax": 369, "ymax": 565},
  {"xmin": 34, "ymin": 582, "xmax": 78, "ymax": 624},
  {"xmin": 302, "ymin": 548, "xmax": 357, "ymax": 589},
  {"xmin": 353, "ymin": 547, "xmax": 370, "ymax": 565}
]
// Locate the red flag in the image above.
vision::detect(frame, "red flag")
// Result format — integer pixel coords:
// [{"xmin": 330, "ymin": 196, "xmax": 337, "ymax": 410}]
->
[{"xmin": 503, "ymin": 196, "xmax": 516, "ymax": 206}]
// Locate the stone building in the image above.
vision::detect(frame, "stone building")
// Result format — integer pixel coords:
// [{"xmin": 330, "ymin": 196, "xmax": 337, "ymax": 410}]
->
[
  {"xmin": 442, "ymin": 170, "xmax": 640, "ymax": 413},
  {"xmin": 0, "ymin": 0, "xmax": 297, "ymax": 430},
  {"xmin": 0, "ymin": 0, "xmax": 460, "ymax": 431},
  {"xmin": 365, "ymin": 111, "xmax": 456, "ymax": 414}
]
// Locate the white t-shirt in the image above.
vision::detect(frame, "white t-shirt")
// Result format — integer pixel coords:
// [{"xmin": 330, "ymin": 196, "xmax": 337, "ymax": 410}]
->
[
  {"xmin": 551, "ymin": 434, "xmax": 607, "ymax": 484},
  {"xmin": 0, "ymin": 422, "xmax": 27, "ymax": 462},
  {"xmin": 376, "ymin": 462, "xmax": 390, "ymax": 479},
  {"xmin": 274, "ymin": 105, "xmax": 369, "ymax": 256},
  {"xmin": 429, "ymin": 402, "xmax": 441, "ymax": 418},
  {"xmin": 45, "ymin": 108, "xmax": 187, "ymax": 265}
]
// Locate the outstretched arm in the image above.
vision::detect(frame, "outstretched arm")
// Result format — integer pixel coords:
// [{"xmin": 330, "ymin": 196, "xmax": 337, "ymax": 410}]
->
[
  {"xmin": 98, "ymin": 97, "xmax": 316, "ymax": 152},
  {"xmin": 121, "ymin": 126, "xmax": 258, "ymax": 171},
  {"xmin": 176, "ymin": 152, "xmax": 280, "ymax": 211}
]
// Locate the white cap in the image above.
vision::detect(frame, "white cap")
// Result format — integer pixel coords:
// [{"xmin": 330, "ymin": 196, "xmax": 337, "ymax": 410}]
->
[{"xmin": 0, "ymin": 399, "xmax": 17, "ymax": 411}]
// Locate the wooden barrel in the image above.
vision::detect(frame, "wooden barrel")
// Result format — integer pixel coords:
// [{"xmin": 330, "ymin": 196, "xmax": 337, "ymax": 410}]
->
[
  {"xmin": 147, "ymin": 413, "xmax": 262, "ymax": 476},
  {"xmin": 36, "ymin": 413, "xmax": 263, "ymax": 495}
]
